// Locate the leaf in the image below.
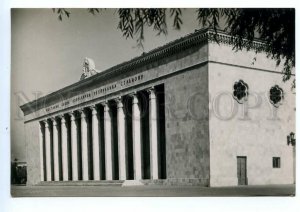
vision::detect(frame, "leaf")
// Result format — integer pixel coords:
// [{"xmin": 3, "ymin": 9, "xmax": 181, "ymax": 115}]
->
[
  {"xmin": 88, "ymin": 8, "xmax": 101, "ymax": 16},
  {"xmin": 170, "ymin": 8, "xmax": 183, "ymax": 30}
]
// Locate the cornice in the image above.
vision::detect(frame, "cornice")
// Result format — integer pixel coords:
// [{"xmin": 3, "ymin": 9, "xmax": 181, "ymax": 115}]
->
[{"xmin": 20, "ymin": 28, "xmax": 266, "ymax": 115}]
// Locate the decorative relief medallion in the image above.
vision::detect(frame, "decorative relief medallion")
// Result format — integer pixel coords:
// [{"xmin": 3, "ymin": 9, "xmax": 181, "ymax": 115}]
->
[
  {"xmin": 269, "ymin": 85, "xmax": 284, "ymax": 107},
  {"xmin": 233, "ymin": 80, "xmax": 249, "ymax": 104}
]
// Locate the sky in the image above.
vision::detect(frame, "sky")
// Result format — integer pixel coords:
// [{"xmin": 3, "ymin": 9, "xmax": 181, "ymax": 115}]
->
[{"xmin": 11, "ymin": 9, "xmax": 201, "ymax": 161}]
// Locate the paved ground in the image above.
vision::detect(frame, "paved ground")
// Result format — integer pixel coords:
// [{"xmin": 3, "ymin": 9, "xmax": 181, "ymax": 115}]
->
[{"xmin": 11, "ymin": 184, "xmax": 295, "ymax": 197}]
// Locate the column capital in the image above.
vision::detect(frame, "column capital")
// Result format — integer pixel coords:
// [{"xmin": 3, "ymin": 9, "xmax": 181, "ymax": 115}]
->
[
  {"xmin": 100, "ymin": 101, "xmax": 108, "ymax": 107},
  {"xmin": 58, "ymin": 114, "xmax": 66, "ymax": 123},
  {"xmin": 147, "ymin": 87, "xmax": 156, "ymax": 99},
  {"xmin": 114, "ymin": 97, "xmax": 124, "ymax": 108},
  {"xmin": 44, "ymin": 120, "xmax": 49, "ymax": 128},
  {"xmin": 100, "ymin": 101, "xmax": 110, "ymax": 112},
  {"xmin": 51, "ymin": 117, "xmax": 58, "ymax": 126},
  {"xmin": 128, "ymin": 91, "xmax": 137, "ymax": 98},
  {"xmin": 129, "ymin": 92, "xmax": 139, "ymax": 104},
  {"xmin": 78, "ymin": 108, "xmax": 87, "ymax": 118},
  {"xmin": 89, "ymin": 105, "xmax": 98, "ymax": 115},
  {"xmin": 69, "ymin": 111, "xmax": 77, "ymax": 121},
  {"xmin": 40, "ymin": 119, "xmax": 46, "ymax": 125}
]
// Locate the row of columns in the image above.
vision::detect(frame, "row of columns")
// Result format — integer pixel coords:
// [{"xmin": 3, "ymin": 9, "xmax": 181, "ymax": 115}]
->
[{"xmin": 39, "ymin": 88, "xmax": 160, "ymax": 182}]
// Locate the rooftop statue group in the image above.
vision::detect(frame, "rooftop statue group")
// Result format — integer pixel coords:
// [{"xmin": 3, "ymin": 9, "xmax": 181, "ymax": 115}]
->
[{"xmin": 80, "ymin": 57, "xmax": 99, "ymax": 80}]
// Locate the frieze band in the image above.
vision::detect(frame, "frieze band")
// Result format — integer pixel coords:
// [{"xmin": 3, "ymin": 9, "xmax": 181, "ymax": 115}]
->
[{"xmin": 45, "ymin": 73, "xmax": 144, "ymax": 114}]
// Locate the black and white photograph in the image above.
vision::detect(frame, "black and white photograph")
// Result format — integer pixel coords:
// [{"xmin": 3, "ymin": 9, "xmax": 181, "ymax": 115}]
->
[{"xmin": 1, "ymin": 1, "xmax": 299, "ymax": 212}]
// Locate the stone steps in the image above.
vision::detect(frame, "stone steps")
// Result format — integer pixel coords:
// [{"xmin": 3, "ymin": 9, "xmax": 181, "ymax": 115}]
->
[
  {"xmin": 36, "ymin": 179, "xmax": 209, "ymax": 187},
  {"xmin": 38, "ymin": 180, "xmax": 124, "ymax": 186}
]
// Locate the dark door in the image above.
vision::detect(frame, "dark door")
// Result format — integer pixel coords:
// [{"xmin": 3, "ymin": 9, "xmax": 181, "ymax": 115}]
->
[{"xmin": 237, "ymin": 156, "xmax": 247, "ymax": 185}]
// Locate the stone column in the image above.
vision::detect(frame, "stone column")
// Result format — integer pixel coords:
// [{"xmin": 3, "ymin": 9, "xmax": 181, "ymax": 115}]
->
[
  {"xmin": 91, "ymin": 105, "xmax": 100, "ymax": 181},
  {"xmin": 61, "ymin": 115, "xmax": 69, "ymax": 181},
  {"xmin": 116, "ymin": 97, "xmax": 127, "ymax": 180},
  {"xmin": 80, "ymin": 109, "xmax": 89, "ymax": 181},
  {"xmin": 148, "ymin": 88, "xmax": 160, "ymax": 179},
  {"xmin": 52, "ymin": 118, "xmax": 60, "ymax": 181},
  {"xmin": 39, "ymin": 121, "xmax": 45, "ymax": 181},
  {"xmin": 45, "ymin": 120, "xmax": 52, "ymax": 181},
  {"xmin": 70, "ymin": 112, "xmax": 79, "ymax": 181},
  {"xmin": 102, "ymin": 101, "xmax": 113, "ymax": 180},
  {"xmin": 131, "ymin": 93, "xmax": 143, "ymax": 180}
]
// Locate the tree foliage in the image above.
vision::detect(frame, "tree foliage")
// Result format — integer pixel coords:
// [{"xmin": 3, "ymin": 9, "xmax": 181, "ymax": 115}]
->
[
  {"xmin": 197, "ymin": 8, "xmax": 295, "ymax": 86},
  {"xmin": 53, "ymin": 8, "xmax": 295, "ymax": 86}
]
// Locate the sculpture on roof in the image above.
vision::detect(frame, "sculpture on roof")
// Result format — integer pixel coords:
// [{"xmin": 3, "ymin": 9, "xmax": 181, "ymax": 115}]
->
[{"xmin": 80, "ymin": 57, "xmax": 99, "ymax": 80}]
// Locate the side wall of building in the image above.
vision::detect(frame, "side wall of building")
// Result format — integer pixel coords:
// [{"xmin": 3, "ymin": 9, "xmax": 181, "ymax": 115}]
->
[
  {"xmin": 164, "ymin": 64, "xmax": 210, "ymax": 185},
  {"xmin": 208, "ymin": 42, "xmax": 295, "ymax": 186},
  {"xmin": 24, "ymin": 121, "xmax": 41, "ymax": 185}
]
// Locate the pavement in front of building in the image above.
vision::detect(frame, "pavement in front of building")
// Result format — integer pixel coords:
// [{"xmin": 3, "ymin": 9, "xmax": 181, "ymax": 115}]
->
[{"xmin": 11, "ymin": 184, "xmax": 295, "ymax": 197}]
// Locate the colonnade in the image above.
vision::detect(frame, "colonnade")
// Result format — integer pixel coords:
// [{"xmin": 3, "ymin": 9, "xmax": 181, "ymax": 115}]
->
[{"xmin": 38, "ymin": 88, "xmax": 162, "ymax": 182}]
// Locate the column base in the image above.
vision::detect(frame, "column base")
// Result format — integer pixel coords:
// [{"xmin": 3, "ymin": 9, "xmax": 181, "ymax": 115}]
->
[{"xmin": 122, "ymin": 180, "xmax": 144, "ymax": 187}]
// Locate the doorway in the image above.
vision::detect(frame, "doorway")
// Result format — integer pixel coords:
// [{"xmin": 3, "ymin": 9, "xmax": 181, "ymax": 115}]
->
[{"xmin": 237, "ymin": 156, "xmax": 247, "ymax": 185}]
